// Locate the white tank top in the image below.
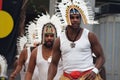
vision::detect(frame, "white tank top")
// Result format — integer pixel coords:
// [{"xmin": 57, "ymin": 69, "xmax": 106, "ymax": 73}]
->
[
  {"xmin": 60, "ymin": 28, "xmax": 94, "ymax": 73},
  {"xmin": 36, "ymin": 45, "xmax": 50, "ymax": 80},
  {"xmin": 36, "ymin": 45, "xmax": 63, "ymax": 80},
  {"xmin": 20, "ymin": 47, "xmax": 39, "ymax": 80}
]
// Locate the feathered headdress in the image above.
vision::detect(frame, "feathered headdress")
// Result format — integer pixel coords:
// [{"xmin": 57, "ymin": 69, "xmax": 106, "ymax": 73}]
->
[
  {"xmin": 17, "ymin": 13, "xmax": 63, "ymax": 52},
  {"xmin": 16, "ymin": 21, "xmax": 39, "ymax": 58},
  {"xmin": 16, "ymin": 35, "xmax": 27, "ymax": 56},
  {"xmin": 55, "ymin": 0, "xmax": 98, "ymax": 25},
  {"xmin": 25, "ymin": 21, "xmax": 40, "ymax": 47},
  {"xmin": 0, "ymin": 55, "xmax": 7, "ymax": 78},
  {"xmin": 16, "ymin": 21, "xmax": 40, "ymax": 58},
  {"xmin": 36, "ymin": 13, "xmax": 62, "ymax": 44}
]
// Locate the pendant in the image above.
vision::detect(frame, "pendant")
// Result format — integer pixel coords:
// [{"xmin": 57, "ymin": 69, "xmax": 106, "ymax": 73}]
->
[
  {"xmin": 48, "ymin": 56, "xmax": 52, "ymax": 63},
  {"xmin": 70, "ymin": 42, "xmax": 75, "ymax": 48}
]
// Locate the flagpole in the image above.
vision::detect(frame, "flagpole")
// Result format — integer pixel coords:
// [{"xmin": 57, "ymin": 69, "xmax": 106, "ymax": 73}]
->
[{"xmin": 0, "ymin": 0, "xmax": 3, "ymax": 10}]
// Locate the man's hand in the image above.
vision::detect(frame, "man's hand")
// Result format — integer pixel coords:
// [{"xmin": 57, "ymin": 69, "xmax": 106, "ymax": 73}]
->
[
  {"xmin": 9, "ymin": 73, "xmax": 16, "ymax": 80},
  {"xmin": 84, "ymin": 71, "xmax": 96, "ymax": 80}
]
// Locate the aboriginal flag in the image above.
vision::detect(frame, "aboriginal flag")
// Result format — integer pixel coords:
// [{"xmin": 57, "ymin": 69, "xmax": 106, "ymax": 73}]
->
[
  {"xmin": 0, "ymin": 0, "xmax": 23, "ymax": 68},
  {"xmin": 0, "ymin": 0, "xmax": 2, "ymax": 10}
]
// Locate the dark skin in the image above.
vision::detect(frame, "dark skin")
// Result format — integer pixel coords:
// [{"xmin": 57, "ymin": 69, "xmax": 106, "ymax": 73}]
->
[
  {"xmin": 25, "ymin": 33, "xmax": 55, "ymax": 80},
  {"xmin": 10, "ymin": 48, "xmax": 27, "ymax": 80},
  {"xmin": 47, "ymin": 14, "xmax": 105, "ymax": 80},
  {"xmin": 10, "ymin": 44, "xmax": 39, "ymax": 80},
  {"xmin": 93, "ymin": 56, "xmax": 106, "ymax": 80}
]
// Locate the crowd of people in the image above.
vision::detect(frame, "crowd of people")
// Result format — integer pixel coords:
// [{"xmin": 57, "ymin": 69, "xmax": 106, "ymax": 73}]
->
[{"xmin": 7, "ymin": 0, "xmax": 106, "ymax": 80}]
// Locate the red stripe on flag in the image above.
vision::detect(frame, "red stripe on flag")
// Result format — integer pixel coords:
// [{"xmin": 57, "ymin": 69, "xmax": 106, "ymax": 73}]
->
[{"xmin": 0, "ymin": 0, "xmax": 3, "ymax": 10}]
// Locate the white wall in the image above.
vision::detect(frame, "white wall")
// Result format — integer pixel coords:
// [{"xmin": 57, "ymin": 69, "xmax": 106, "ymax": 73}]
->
[{"xmin": 93, "ymin": 14, "xmax": 120, "ymax": 80}]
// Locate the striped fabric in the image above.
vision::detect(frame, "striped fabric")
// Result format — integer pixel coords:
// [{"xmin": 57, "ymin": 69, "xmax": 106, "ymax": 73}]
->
[{"xmin": 60, "ymin": 74, "xmax": 103, "ymax": 80}]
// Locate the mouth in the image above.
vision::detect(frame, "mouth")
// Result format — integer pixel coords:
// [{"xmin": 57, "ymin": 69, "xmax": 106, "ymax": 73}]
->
[
  {"xmin": 72, "ymin": 24, "xmax": 79, "ymax": 27},
  {"xmin": 45, "ymin": 41, "xmax": 53, "ymax": 48},
  {"xmin": 47, "ymin": 41, "xmax": 53, "ymax": 45}
]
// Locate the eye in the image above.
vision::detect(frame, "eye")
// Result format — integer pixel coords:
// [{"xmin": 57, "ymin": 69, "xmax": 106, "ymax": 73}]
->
[
  {"xmin": 70, "ymin": 15, "xmax": 80, "ymax": 19},
  {"xmin": 76, "ymin": 16, "xmax": 80, "ymax": 19},
  {"xmin": 50, "ymin": 34, "xmax": 54, "ymax": 37},
  {"xmin": 70, "ymin": 16, "xmax": 74, "ymax": 19},
  {"xmin": 45, "ymin": 34, "xmax": 49, "ymax": 37},
  {"xmin": 45, "ymin": 34, "xmax": 54, "ymax": 37}
]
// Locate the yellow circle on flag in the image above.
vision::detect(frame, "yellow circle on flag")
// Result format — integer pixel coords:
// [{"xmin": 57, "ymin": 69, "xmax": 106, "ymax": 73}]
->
[{"xmin": 0, "ymin": 10, "xmax": 14, "ymax": 38}]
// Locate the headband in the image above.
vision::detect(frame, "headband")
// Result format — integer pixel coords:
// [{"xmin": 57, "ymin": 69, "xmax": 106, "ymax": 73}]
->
[{"xmin": 55, "ymin": 0, "xmax": 98, "ymax": 25}]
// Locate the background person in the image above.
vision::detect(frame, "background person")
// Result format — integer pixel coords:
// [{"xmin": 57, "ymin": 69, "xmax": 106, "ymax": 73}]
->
[
  {"xmin": 0, "ymin": 54, "xmax": 8, "ymax": 80},
  {"xmin": 25, "ymin": 13, "xmax": 63, "ymax": 80},
  {"xmin": 10, "ymin": 21, "xmax": 40, "ymax": 80}
]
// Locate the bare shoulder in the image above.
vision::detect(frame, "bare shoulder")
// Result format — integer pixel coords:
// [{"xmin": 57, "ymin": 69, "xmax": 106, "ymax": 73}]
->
[
  {"xmin": 31, "ymin": 46, "xmax": 38, "ymax": 59},
  {"xmin": 17, "ymin": 48, "xmax": 28, "ymax": 64},
  {"xmin": 21, "ymin": 48, "xmax": 27, "ymax": 55},
  {"xmin": 88, "ymin": 31, "xmax": 99, "ymax": 44},
  {"xmin": 55, "ymin": 37, "xmax": 60, "ymax": 43},
  {"xmin": 53, "ymin": 37, "xmax": 60, "ymax": 48},
  {"xmin": 19, "ymin": 48, "xmax": 27, "ymax": 59}
]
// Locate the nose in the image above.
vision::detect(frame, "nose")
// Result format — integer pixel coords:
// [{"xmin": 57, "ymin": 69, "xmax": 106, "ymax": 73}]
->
[
  {"xmin": 73, "ymin": 17, "xmax": 78, "ymax": 22},
  {"xmin": 48, "ymin": 36, "xmax": 52, "ymax": 39},
  {"xmin": 48, "ymin": 35, "xmax": 54, "ymax": 40}
]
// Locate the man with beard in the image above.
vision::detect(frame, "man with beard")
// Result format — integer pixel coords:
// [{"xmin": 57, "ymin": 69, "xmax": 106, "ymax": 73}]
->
[{"xmin": 25, "ymin": 23, "xmax": 61, "ymax": 80}]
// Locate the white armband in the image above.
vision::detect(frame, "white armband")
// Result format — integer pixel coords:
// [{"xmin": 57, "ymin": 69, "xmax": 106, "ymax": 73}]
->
[{"xmin": 92, "ymin": 67, "xmax": 99, "ymax": 74}]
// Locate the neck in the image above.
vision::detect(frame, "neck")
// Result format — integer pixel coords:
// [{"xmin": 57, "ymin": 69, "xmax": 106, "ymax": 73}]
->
[
  {"xmin": 67, "ymin": 25, "xmax": 81, "ymax": 33},
  {"xmin": 42, "ymin": 45, "xmax": 52, "ymax": 50},
  {"xmin": 66, "ymin": 26, "xmax": 82, "ymax": 42}
]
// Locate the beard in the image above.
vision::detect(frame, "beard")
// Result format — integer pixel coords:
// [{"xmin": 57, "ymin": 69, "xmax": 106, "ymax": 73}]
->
[{"xmin": 44, "ymin": 41, "xmax": 54, "ymax": 48}]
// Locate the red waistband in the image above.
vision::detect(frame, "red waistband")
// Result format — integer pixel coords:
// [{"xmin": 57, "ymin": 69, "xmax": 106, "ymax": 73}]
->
[{"xmin": 64, "ymin": 69, "xmax": 92, "ymax": 79}]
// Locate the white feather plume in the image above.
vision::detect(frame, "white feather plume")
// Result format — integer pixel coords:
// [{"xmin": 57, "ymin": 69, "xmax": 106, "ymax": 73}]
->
[
  {"xmin": 56, "ymin": 0, "xmax": 71, "ymax": 26},
  {"xmin": 17, "ymin": 36, "xmax": 27, "ymax": 54},
  {"xmin": 25, "ymin": 20, "xmax": 41, "ymax": 47},
  {"xmin": 36, "ymin": 13, "xmax": 63, "ymax": 44},
  {"xmin": 0, "ymin": 55, "xmax": 7, "ymax": 78},
  {"xmin": 50, "ymin": 14, "xmax": 62, "ymax": 37},
  {"xmin": 56, "ymin": 0, "xmax": 98, "ymax": 25},
  {"xmin": 20, "ymin": 13, "xmax": 63, "ymax": 48},
  {"xmin": 27, "ymin": 22, "xmax": 36, "ymax": 45}
]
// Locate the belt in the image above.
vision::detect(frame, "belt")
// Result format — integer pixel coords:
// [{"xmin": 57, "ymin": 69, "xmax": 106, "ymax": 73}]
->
[{"xmin": 64, "ymin": 69, "xmax": 92, "ymax": 80}]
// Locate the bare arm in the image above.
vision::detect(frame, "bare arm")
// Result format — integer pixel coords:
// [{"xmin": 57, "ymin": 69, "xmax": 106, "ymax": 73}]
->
[
  {"xmin": 89, "ymin": 32, "xmax": 105, "ymax": 70},
  {"xmin": 10, "ymin": 48, "xmax": 27, "ymax": 80},
  {"xmin": 85, "ymin": 32, "xmax": 105, "ymax": 80},
  {"xmin": 25, "ymin": 47, "xmax": 37, "ymax": 80},
  {"xmin": 47, "ymin": 38, "xmax": 61, "ymax": 80}
]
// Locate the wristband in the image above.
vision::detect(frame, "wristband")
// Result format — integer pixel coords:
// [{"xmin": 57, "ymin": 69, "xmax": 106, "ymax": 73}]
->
[{"xmin": 92, "ymin": 67, "xmax": 99, "ymax": 74}]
